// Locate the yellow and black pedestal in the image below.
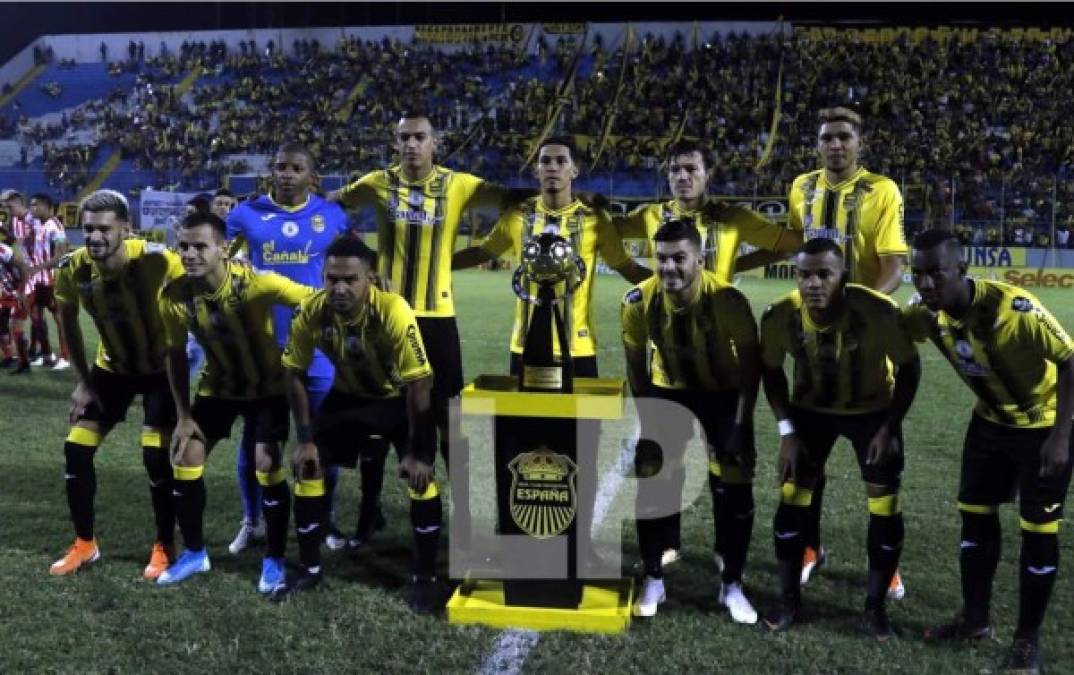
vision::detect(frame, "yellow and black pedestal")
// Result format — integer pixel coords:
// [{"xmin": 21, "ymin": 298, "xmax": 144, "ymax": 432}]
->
[{"xmin": 446, "ymin": 374, "xmax": 634, "ymax": 634}]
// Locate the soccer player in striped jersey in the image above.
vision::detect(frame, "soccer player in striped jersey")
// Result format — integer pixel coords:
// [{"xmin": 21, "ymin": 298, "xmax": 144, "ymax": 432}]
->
[
  {"xmin": 749, "ymin": 106, "xmax": 910, "ymax": 594},
  {"xmin": 332, "ymin": 109, "xmax": 526, "ymax": 549},
  {"xmin": 49, "ymin": 190, "xmax": 185, "ymax": 580},
  {"xmin": 616, "ymin": 140, "xmax": 801, "ymax": 284},
  {"xmin": 615, "ymin": 139, "xmax": 800, "ymax": 567},
  {"xmin": 26, "ymin": 193, "xmax": 69, "ymax": 370},
  {"xmin": 453, "ymin": 136, "xmax": 651, "ymax": 373},
  {"xmin": 0, "ymin": 232, "xmax": 31, "ymax": 371},
  {"xmin": 226, "ymin": 143, "xmax": 352, "ymax": 553},
  {"xmin": 760, "ymin": 238, "xmax": 920, "ymax": 640},
  {"xmin": 907, "ymin": 230, "xmax": 1074, "ymax": 674},
  {"xmin": 622, "ymin": 219, "xmax": 760, "ymax": 623},
  {"xmin": 279, "ymin": 236, "xmax": 441, "ymax": 612},
  {"xmin": 157, "ymin": 212, "xmax": 313, "ymax": 590}
]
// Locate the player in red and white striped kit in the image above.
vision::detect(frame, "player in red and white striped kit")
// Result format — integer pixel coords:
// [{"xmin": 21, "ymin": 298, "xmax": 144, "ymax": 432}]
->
[
  {"xmin": 26, "ymin": 193, "xmax": 69, "ymax": 370},
  {"xmin": 1, "ymin": 190, "xmax": 35, "ymax": 373}
]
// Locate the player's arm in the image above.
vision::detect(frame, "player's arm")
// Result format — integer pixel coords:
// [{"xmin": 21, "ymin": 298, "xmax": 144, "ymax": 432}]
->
[
  {"xmin": 621, "ymin": 288, "xmax": 653, "ymax": 405},
  {"xmin": 467, "ymin": 180, "xmax": 538, "ymax": 211},
  {"xmin": 759, "ymin": 309, "xmax": 805, "ymax": 484},
  {"xmin": 1018, "ymin": 299, "xmax": 1074, "ymax": 476},
  {"xmin": 284, "ymin": 366, "xmax": 320, "ymax": 479},
  {"xmin": 452, "ymin": 209, "xmax": 516, "ymax": 270},
  {"xmin": 9, "ymin": 248, "xmax": 31, "ymax": 305},
  {"xmin": 873, "ymin": 255, "xmax": 904, "ymax": 295},
  {"xmin": 734, "ymin": 246, "xmax": 795, "ymax": 273},
  {"xmin": 1042, "ymin": 358, "xmax": 1074, "ymax": 477},
  {"xmin": 401, "ymin": 374, "xmax": 436, "ymax": 493},
  {"xmin": 328, "ymin": 171, "xmax": 379, "ymax": 209},
  {"xmin": 723, "ymin": 290, "xmax": 761, "ymax": 469},
  {"xmin": 729, "ymin": 204, "xmax": 804, "ymax": 273},
  {"xmin": 598, "ymin": 212, "xmax": 652, "ymax": 284},
  {"xmin": 160, "ymin": 299, "xmax": 203, "ymax": 447},
  {"xmin": 872, "ymin": 183, "xmax": 908, "ymax": 294},
  {"xmin": 58, "ymin": 299, "xmax": 99, "ymax": 424},
  {"xmin": 612, "ymin": 207, "xmax": 649, "ymax": 240}
]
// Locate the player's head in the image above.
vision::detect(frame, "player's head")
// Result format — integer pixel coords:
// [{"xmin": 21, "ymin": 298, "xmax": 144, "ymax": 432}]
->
[
  {"xmin": 210, "ymin": 188, "xmax": 236, "ymax": 219},
  {"xmin": 2, "ymin": 190, "xmax": 27, "ymax": 217},
  {"xmin": 176, "ymin": 212, "xmax": 228, "ymax": 279},
  {"xmin": 817, "ymin": 106, "xmax": 863, "ymax": 175},
  {"xmin": 910, "ymin": 229, "xmax": 966, "ymax": 313},
  {"xmin": 185, "ymin": 194, "xmax": 212, "ymax": 216},
  {"xmin": 396, "ymin": 108, "xmax": 438, "ymax": 176},
  {"xmin": 271, "ymin": 143, "xmax": 318, "ymax": 204},
  {"xmin": 29, "ymin": 193, "xmax": 54, "ymax": 220},
  {"xmin": 653, "ymin": 218, "xmax": 703, "ymax": 295},
  {"xmin": 323, "ymin": 235, "xmax": 378, "ymax": 315},
  {"xmin": 80, "ymin": 189, "xmax": 131, "ymax": 261},
  {"xmin": 535, "ymin": 136, "xmax": 579, "ymax": 195},
  {"xmin": 664, "ymin": 140, "xmax": 714, "ymax": 203},
  {"xmin": 795, "ymin": 237, "xmax": 847, "ymax": 312}
]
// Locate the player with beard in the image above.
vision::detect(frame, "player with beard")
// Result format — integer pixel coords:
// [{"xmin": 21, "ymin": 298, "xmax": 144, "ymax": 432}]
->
[{"xmin": 48, "ymin": 190, "xmax": 185, "ymax": 580}]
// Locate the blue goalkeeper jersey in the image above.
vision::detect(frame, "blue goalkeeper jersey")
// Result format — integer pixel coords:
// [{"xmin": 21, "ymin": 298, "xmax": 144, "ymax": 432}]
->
[{"xmin": 226, "ymin": 192, "xmax": 351, "ymax": 378}]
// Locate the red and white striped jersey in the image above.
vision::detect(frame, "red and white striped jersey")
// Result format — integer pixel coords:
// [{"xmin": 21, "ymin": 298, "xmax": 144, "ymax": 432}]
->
[{"xmin": 28, "ymin": 217, "xmax": 65, "ymax": 287}]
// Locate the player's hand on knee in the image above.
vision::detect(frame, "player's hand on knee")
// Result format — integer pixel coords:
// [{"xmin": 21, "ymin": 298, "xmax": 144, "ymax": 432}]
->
[
  {"xmin": 866, "ymin": 424, "xmax": 901, "ymax": 466},
  {"xmin": 68, "ymin": 381, "xmax": 101, "ymax": 425},
  {"xmin": 724, "ymin": 424, "xmax": 757, "ymax": 473},
  {"xmin": 400, "ymin": 454, "xmax": 434, "ymax": 493},
  {"xmin": 778, "ymin": 435, "xmax": 803, "ymax": 485},
  {"xmin": 293, "ymin": 441, "xmax": 322, "ymax": 480},
  {"xmin": 170, "ymin": 417, "xmax": 206, "ymax": 462},
  {"xmin": 1039, "ymin": 431, "xmax": 1070, "ymax": 477}
]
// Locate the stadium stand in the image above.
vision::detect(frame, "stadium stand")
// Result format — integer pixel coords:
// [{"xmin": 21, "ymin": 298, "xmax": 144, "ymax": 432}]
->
[{"xmin": 0, "ymin": 24, "xmax": 1072, "ymax": 244}]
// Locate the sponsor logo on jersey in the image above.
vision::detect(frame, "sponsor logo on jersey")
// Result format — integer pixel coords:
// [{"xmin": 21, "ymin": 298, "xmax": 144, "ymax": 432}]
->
[
  {"xmin": 281, "ymin": 221, "xmax": 300, "ymax": 238},
  {"xmin": 405, "ymin": 324, "xmax": 427, "ymax": 365},
  {"xmin": 261, "ymin": 240, "xmax": 317, "ymax": 265},
  {"xmin": 311, "ymin": 215, "xmax": 326, "ymax": 233}
]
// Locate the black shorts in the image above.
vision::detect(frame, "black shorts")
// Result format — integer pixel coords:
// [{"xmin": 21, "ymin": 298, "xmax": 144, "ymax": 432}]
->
[
  {"xmin": 31, "ymin": 285, "xmax": 56, "ymax": 313},
  {"xmin": 314, "ymin": 388, "xmax": 408, "ymax": 468},
  {"xmin": 639, "ymin": 387, "xmax": 752, "ymax": 482},
  {"xmin": 959, "ymin": 413, "xmax": 1074, "ymax": 524},
  {"xmin": 789, "ymin": 407, "xmax": 903, "ymax": 488},
  {"xmin": 417, "ymin": 316, "xmax": 463, "ymax": 426},
  {"xmin": 192, "ymin": 395, "xmax": 289, "ymax": 446},
  {"xmin": 80, "ymin": 366, "xmax": 176, "ymax": 431},
  {"xmin": 508, "ymin": 353, "xmax": 598, "ymax": 378}
]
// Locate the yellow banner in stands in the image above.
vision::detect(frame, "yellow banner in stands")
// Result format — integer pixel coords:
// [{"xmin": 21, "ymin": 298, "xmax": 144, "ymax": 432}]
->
[
  {"xmin": 543, "ymin": 23, "xmax": 586, "ymax": 35},
  {"xmin": 414, "ymin": 24, "xmax": 526, "ymax": 44}
]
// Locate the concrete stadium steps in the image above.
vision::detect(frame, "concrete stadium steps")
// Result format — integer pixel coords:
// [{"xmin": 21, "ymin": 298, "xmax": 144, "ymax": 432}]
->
[
  {"xmin": 7, "ymin": 63, "xmax": 138, "ymax": 117},
  {"xmin": 78, "ymin": 148, "xmax": 123, "ymax": 199}
]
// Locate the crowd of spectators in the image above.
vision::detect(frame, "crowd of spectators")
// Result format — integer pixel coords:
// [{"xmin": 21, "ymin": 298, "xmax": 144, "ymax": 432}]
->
[{"xmin": 7, "ymin": 26, "xmax": 1074, "ymax": 236}]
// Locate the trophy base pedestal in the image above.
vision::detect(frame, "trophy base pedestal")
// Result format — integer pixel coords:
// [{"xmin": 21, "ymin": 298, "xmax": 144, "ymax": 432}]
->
[{"xmin": 446, "ymin": 578, "xmax": 634, "ymax": 634}]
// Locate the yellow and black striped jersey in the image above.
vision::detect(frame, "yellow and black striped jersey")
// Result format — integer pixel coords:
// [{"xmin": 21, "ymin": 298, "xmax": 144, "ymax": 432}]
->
[
  {"xmin": 788, "ymin": 167, "xmax": 907, "ymax": 289},
  {"xmin": 159, "ymin": 262, "xmax": 313, "ymax": 399},
  {"xmin": 621, "ymin": 270, "xmax": 757, "ymax": 391},
  {"xmin": 282, "ymin": 286, "xmax": 432, "ymax": 398},
  {"xmin": 480, "ymin": 197, "xmax": 632, "ymax": 358},
  {"xmin": 337, "ymin": 165, "xmax": 506, "ymax": 318},
  {"xmin": 55, "ymin": 239, "xmax": 184, "ymax": 376},
  {"xmin": 761, "ymin": 284, "xmax": 918, "ymax": 414},
  {"xmin": 616, "ymin": 198, "xmax": 788, "ymax": 284},
  {"xmin": 903, "ymin": 280, "xmax": 1074, "ymax": 428}
]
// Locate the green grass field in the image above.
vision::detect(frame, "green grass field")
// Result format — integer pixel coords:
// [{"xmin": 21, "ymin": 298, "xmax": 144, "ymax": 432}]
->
[{"xmin": 4, "ymin": 270, "xmax": 1074, "ymax": 674}]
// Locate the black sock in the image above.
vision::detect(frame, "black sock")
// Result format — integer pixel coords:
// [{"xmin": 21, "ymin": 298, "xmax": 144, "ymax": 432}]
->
[
  {"xmin": 865, "ymin": 513, "xmax": 904, "ymax": 607},
  {"xmin": 410, "ymin": 482, "xmax": 442, "ymax": 578},
  {"xmin": 713, "ymin": 479, "xmax": 754, "ymax": 583},
  {"xmin": 773, "ymin": 502, "xmax": 807, "ymax": 605},
  {"xmin": 143, "ymin": 446, "xmax": 174, "ymax": 545},
  {"xmin": 174, "ymin": 473, "xmax": 206, "ymax": 551},
  {"xmin": 359, "ymin": 441, "xmax": 389, "ymax": 522},
  {"xmin": 960, "ymin": 511, "xmax": 1001, "ymax": 626},
  {"xmin": 804, "ymin": 475, "xmax": 825, "ymax": 550},
  {"xmin": 294, "ymin": 481, "xmax": 324, "ymax": 573},
  {"xmin": 64, "ymin": 441, "xmax": 97, "ymax": 540},
  {"xmin": 1016, "ymin": 531, "xmax": 1059, "ymax": 641},
  {"xmin": 260, "ymin": 480, "xmax": 291, "ymax": 559}
]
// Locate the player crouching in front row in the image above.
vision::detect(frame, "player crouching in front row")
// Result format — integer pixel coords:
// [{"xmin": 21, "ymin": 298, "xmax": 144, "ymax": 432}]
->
[
  {"xmin": 621, "ymin": 219, "xmax": 760, "ymax": 623},
  {"xmin": 156, "ymin": 212, "xmax": 313, "ymax": 592},
  {"xmin": 280, "ymin": 236, "xmax": 442, "ymax": 612}
]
